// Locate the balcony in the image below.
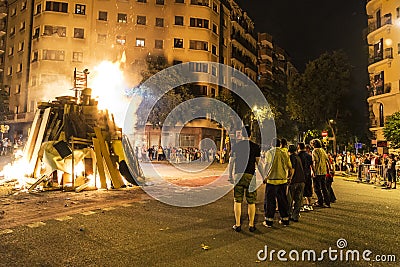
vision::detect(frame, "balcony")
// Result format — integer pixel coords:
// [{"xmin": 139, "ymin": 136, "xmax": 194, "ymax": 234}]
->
[
  {"xmin": 368, "ymin": 83, "xmax": 391, "ymax": 97},
  {"xmin": 368, "ymin": 48, "xmax": 393, "ymax": 65},
  {"xmin": 367, "ymin": 15, "xmax": 392, "ymax": 35},
  {"xmin": 259, "ymin": 47, "xmax": 273, "ymax": 59},
  {"xmin": 231, "ymin": 31, "xmax": 257, "ymax": 55}
]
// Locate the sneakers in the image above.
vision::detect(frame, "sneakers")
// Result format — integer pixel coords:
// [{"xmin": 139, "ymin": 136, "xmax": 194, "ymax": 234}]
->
[
  {"xmin": 232, "ymin": 225, "xmax": 241, "ymax": 232},
  {"xmin": 304, "ymin": 205, "xmax": 313, "ymax": 211},
  {"xmin": 279, "ymin": 219, "xmax": 289, "ymax": 226},
  {"xmin": 249, "ymin": 226, "xmax": 257, "ymax": 232},
  {"xmin": 262, "ymin": 221, "xmax": 272, "ymax": 228}
]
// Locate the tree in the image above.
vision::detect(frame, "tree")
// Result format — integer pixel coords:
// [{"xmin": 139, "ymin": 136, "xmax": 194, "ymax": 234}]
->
[
  {"xmin": 287, "ymin": 50, "xmax": 354, "ymax": 153},
  {"xmin": 383, "ymin": 112, "xmax": 400, "ymax": 148},
  {"xmin": 134, "ymin": 56, "xmax": 195, "ymax": 127}
]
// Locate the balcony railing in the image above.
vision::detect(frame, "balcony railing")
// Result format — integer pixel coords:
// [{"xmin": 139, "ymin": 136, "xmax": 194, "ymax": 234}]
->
[
  {"xmin": 368, "ymin": 15, "xmax": 392, "ymax": 34},
  {"xmin": 369, "ymin": 48, "xmax": 393, "ymax": 64},
  {"xmin": 368, "ymin": 83, "xmax": 391, "ymax": 97},
  {"xmin": 259, "ymin": 47, "xmax": 273, "ymax": 58},
  {"xmin": 231, "ymin": 32, "xmax": 257, "ymax": 55}
]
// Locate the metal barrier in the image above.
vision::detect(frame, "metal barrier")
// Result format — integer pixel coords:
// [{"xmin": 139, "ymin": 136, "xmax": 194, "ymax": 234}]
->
[{"xmin": 357, "ymin": 164, "xmax": 385, "ymax": 184}]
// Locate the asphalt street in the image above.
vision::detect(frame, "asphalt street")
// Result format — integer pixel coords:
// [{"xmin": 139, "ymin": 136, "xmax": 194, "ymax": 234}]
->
[{"xmin": 0, "ymin": 171, "xmax": 399, "ymax": 267}]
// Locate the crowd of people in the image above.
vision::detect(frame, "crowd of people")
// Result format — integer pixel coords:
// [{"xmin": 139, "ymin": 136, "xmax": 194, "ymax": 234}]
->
[
  {"xmin": 229, "ymin": 126, "xmax": 337, "ymax": 232},
  {"xmin": 0, "ymin": 137, "xmax": 23, "ymax": 156},
  {"xmin": 137, "ymin": 145, "xmax": 222, "ymax": 163}
]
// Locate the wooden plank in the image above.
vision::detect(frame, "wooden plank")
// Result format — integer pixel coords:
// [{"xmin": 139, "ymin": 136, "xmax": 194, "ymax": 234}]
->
[
  {"xmin": 23, "ymin": 109, "xmax": 41, "ymax": 162},
  {"xmin": 43, "ymin": 112, "xmax": 58, "ymax": 142},
  {"xmin": 28, "ymin": 108, "xmax": 51, "ymax": 176},
  {"xmin": 92, "ymin": 138, "xmax": 107, "ymax": 189},
  {"xmin": 94, "ymin": 127, "xmax": 124, "ymax": 188}
]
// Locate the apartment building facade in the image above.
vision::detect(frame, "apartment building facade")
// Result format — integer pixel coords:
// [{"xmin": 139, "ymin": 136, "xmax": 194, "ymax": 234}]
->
[
  {"xmin": 257, "ymin": 32, "xmax": 297, "ymax": 90},
  {"xmin": 2, "ymin": 0, "xmax": 258, "ymax": 146},
  {"xmin": 366, "ymin": 0, "xmax": 400, "ymax": 144}
]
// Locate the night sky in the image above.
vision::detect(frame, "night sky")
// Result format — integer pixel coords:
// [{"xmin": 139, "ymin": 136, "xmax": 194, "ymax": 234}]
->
[{"xmin": 236, "ymin": 0, "xmax": 369, "ymax": 76}]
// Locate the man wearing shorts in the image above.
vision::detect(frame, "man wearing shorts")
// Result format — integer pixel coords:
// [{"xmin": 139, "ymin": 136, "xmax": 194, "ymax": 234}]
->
[{"xmin": 229, "ymin": 126, "xmax": 261, "ymax": 233}]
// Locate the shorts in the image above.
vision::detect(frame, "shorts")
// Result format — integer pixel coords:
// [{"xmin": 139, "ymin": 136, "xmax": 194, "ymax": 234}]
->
[
  {"xmin": 233, "ymin": 173, "xmax": 257, "ymax": 204},
  {"xmin": 303, "ymin": 174, "xmax": 313, "ymax": 197}
]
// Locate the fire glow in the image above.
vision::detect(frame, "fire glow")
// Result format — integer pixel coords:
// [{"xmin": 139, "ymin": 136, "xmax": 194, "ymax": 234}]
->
[{"xmin": 89, "ymin": 60, "xmax": 131, "ymax": 127}]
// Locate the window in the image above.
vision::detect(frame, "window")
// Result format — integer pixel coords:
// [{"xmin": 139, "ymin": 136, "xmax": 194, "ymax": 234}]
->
[
  {"xmin": 190, "ymin": 0, "xmax": 208, "ymax": 6},
  {"xmin": 137, "ymin": 15, "xmax": 146, "ymax": 25},
  {"xmin": 36, "ymin": 3, "xmax": 42, "ymax": 14},
  {"xmin": 8, "ymin": 46, "xmax": 14, "ymax": 56},
  {"xmin": 118, "ymin": 13, "xmax": 127, "ymax": 23},
  {"xmin": 21, "ymin": 1, "xmax": 27, "ymax": 11},
  {"xmin": 42, "ymin": 49, "xmax": 65, "ymax": 61},
  {"xmin": 155, "ymin": 40, "xmax": 163, "ymax": 49},
  {"xmin": 74, "ymin": 28, "xmax": 84, "ymax": 39},
  {"xmin": 190, "ymin": 40, "xmax": 208, "ymax": 51},
  {"xmin": 180, "ymin": 134, "xmax": 195, "ymax": 147},
  {"xmin": 7, "ymin": 67, "xmax": 12, "ymax": 76},
  {"xmin": 136, "ymin": 38, "xmax": 145, "ymax": 47},
  {"xmin": 189, "ymin": 62, "xmax": 208, "ymax": 73},
  {"xmin": 190, "ymin": 18, "xmax": 209, "ymax": 28},
  {"xmin": 212, "ymin": 44, "xmax": 217, "ymax": 55},
  {"xmin": 75, "ymin": 4, "xmax": 85, "ymax": 15},
  {"xmin": 20, "ymin": 21, "xmax": 26, "ymax": 31},
  {"xmin": 156, "ymin": 0, "xmax": 164, "ymax": 4},
  {"xmin": 98, "ymin": 11, "xmax": 108, "ymax": 21},
  {"xmin": 45, "ymin": 1, "xmax": 68, "ymax": 13},
  {"xmin": 10, "ymin": 27, "xmax": 16, "ymax": 36},
  {"xmin": 174, "ymin": 38, "xmax": 183, "ymax": 48},
  {"xmin": 191, "ymin": 85, "xmax": 208, "ymax": 96},
  {"xmin": 16, "ymin": 84, "xmax": 21, "ymax": 94},
  {"xmin": 33, "ymin": 27, "xmax": 40, "ymax": 39},
  {"xmin": 175, "ymin": 16, "xmax": 184, "ymax": 25},
  {"xmin": 211, "ymin": 66, "xmax": 217, "ymax": 76},
  {"xmin": 212, "ymin": 24, "xmax": 217, "ymax": 34},
  {"xmin": 379, "ymin": 104, "xmax": 384, "ymax": 127},
  {"xmin": 397, "ymin": 7, "xmax": 400, "ymax": 18},
  {"xmin": 137, "ymin": 0, "xmax": 147, "ymax": 2},
  {"xmin": 173, "ymin": 60, "xmax": 183, "ymax": 65},
  {"xmin": 156, "ymin": 18, "xmax": 164, "ymax": 27},
  {"xmin": 10, "ymin": 8, "xmax": 16, "ymax": 16},
  {"xmin": 98, "ymin": 34, "xmax": 106, "ymax": 44},
  {"xmin": 212, "ymin": 2, "xmax": 218, "ymax": 13},
  {"xmin": 43, "ymin": 25, "xmax": 66, "ymax": 37},
  {"xmin": 116, "ymin": 35, "xmax": 126, "ymax": 45},
  {"xmin": 32, "ymin": 51, "xmax": 39, "ymax": 62},
  {"xmin": 175, "ymin": 0, "xmax": 184, "ymax": 3},
  {"xmin": 72, "ymin": 52, "xmax": 83, "ymax": 62},
  {"xmin": 398, "ymin": 43, "xmax": 400, "ymax": 54},
  {"xmin": 17, "ymin": 63, "xmax": 22, "ymax": 73},
  {"xmin": 18, "ymin": 41, "xmax": 24, "ymax": 52}
]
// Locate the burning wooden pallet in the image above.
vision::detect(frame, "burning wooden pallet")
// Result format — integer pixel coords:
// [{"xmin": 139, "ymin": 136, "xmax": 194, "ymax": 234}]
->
[{"xmin": 13, "ymin": 89, "xmax": 144, "ymax": 192}]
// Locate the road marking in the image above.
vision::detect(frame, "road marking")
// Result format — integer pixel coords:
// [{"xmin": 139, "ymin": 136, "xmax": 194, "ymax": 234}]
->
[
  {"xmin": 81, "ymin": 211, "xmax": 96, "ymax": 216},
  {"xmin": 120, "ymin": 203, "xmax": 133, "ymax": 207},
  {"xmin": 102, "ymin": 207, "xmax": 116, "ymax": 211},
  {"xmin": 0, "ymin": 229, "xmax": 13, "ymax": 235},
  {"xmin": 27, "ymin": 222, "xmax": 46, "ymax": 228},
  {"xmin": 55, "ymin": 216, "xmax": 73, "ymax": 221}
]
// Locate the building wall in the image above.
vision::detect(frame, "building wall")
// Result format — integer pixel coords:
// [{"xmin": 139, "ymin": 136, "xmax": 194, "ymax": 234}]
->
[
  {"xmin": 2, "ymin": 0, "xmax": 258, "ymax": 138},
  {"xmin": 366, "ymin": 0, "xmax": 400, "ymax": 141}
]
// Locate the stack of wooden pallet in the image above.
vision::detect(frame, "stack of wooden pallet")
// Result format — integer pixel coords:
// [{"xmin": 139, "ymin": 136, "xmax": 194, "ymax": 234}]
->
[{"xmin": 20, "ymin": 89, "xmax": 143, "ymax": 192}]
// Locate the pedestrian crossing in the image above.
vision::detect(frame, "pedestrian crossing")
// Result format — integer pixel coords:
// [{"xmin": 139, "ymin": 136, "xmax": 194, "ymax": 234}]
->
[{"xmin": 0, "ymin": 201, "xmax": 138, "ymax": 235}]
